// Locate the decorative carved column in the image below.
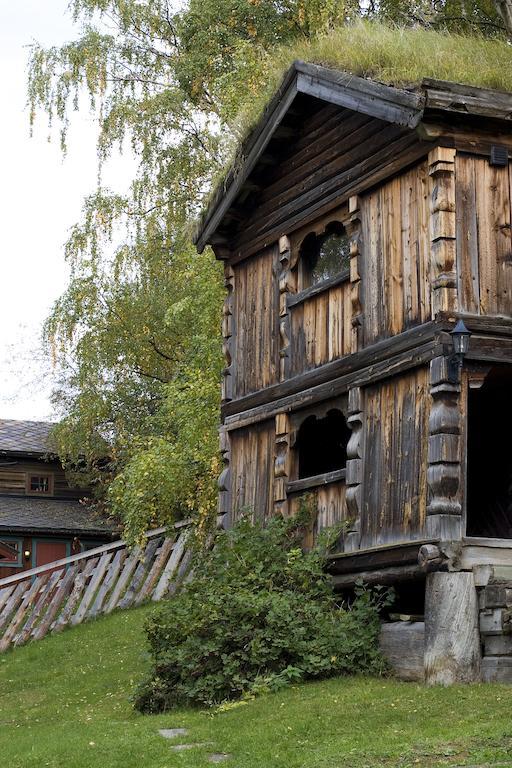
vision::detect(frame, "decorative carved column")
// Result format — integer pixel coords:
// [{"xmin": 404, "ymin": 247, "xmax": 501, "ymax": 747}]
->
[
  {"xmin": 221, "ymin": 264, "xmax": 235, "ymax": 403},
  {"xmin": 426, "ymin": 356, "xmax": 462, "ymax": 540},
  {"xmin": 429, "ymin": 147, "xmax": 458, "ymax": 317},
  {"xmin": 218, "ymin": 426, "xmax": 232, "ymax": 527},
  {"xmin": 274, "ymin": 412, "xmax": 290, "ymax": 517},
  {"xmin": 345, "ymin": 386, "xmax": 363, "ymax": 552},
  {"xmin": 345, "ymin": 195, "xmax": 363, "ymax": 354},
  {"xmin": 278, "ymin": 235, "xmax": 295, "ymax": 381}
]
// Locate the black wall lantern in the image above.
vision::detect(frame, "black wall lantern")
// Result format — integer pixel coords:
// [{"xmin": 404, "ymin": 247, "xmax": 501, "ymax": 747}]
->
[{"xmin": 448, "ymin": 319, "xmax": 472, "ymax": 383}]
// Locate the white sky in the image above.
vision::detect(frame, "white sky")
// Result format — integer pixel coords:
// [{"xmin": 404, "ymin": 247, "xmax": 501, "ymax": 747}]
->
[{"xmin": 0, "ymin": 1, "xmax": 133, "ymax": 421}]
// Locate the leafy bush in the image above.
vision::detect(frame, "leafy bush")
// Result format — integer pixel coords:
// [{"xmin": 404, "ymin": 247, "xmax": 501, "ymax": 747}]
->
[{"xmin": 134, "ymin": 515, "xmax": 390, "ymax": 712}]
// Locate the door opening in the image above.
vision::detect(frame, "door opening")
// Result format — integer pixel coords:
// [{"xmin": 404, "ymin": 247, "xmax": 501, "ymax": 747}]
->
[{"xmin": 466, "ymin": 366, "xmax": 512, "ymax": 538}]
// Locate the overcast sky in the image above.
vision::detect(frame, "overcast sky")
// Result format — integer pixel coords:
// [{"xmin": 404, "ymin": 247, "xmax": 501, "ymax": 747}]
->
[{"xmin": 0, "ymin": 2, "xmax": 132, "ymax": 422}]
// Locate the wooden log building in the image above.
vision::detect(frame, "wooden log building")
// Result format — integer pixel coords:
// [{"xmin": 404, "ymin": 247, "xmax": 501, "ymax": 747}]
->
[
  {"xmin": 0, "ymin": 419, "xmax": 116, "ymax": 577},
  {"xmin": 195, "ymin": 62, "xmax": 512, "ymax": 684}
]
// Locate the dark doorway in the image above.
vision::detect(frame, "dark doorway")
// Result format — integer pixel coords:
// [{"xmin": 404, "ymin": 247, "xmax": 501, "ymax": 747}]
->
[{"xmin": 466, "ymin": 367, "xmax": 512, "ymax": 538}]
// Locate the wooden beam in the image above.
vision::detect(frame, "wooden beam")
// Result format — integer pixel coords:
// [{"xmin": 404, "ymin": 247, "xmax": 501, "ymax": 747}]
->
[
  {"xmin": 331, "ymin": 564, "xmax": 424, "ymax": 589},
  {"xmin": 326, "ymin": 539, "xmax": 438, "ymax": 575}
]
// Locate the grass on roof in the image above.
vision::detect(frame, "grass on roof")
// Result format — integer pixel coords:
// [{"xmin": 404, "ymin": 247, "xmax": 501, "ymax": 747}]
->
[
  {"xmin": 199, "ymin": 20, "xmax": 512, "ymax": 226},
  {"xmin": 236, "ymin": 20, "xmax": 512, "ymax": 141}
]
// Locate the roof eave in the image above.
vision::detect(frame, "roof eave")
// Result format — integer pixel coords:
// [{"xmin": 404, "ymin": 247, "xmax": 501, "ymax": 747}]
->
[{"xmin": 194, "ymin": 61, "xmax": 425, "ymax": 253}]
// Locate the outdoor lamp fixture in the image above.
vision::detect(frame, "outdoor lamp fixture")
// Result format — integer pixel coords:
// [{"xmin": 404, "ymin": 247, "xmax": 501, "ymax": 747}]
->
[
  {"xmin": 448, "ymin": 319, "xmax": 472, "ymax": 383},
  {"xmin": 24, "ymin": 549, "xmax": 31, "ymax": 560}
]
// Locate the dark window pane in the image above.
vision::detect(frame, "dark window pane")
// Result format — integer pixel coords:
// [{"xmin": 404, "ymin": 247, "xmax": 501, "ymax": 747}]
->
[
  {"xmin": 311, "ymin": 232, "xmax": 350, "ymax": 284},
  {"xmin": 30, "ymin": 476, "xmax": 49, "ymax": 492},
  {"xmin": 0, "ymin": 539, "xmax": 20, "ymax": 564},
  {"xmin": 301, "ymin": 225, "xmax": 350, "ymax": 289},
  {"xmin": 297, "ymin": 409, "xmax": 351, "ymax": 479}
]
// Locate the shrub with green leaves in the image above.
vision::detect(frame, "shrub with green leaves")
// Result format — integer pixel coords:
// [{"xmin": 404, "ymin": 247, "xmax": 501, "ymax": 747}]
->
[{"xmin": 135, "ymin": 515, "xmax": 390, "ymax": 711}]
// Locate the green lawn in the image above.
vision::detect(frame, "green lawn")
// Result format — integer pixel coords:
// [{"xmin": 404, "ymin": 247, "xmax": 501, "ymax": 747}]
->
[{"xmin": 1, "ymin": 606, "xmax": 512, "ymax": 768}]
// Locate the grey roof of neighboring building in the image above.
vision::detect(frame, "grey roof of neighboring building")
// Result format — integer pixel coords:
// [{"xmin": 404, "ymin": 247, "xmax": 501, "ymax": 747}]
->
[
  {"xmin": 0, "ymin": 496, "xmax": 117, "ymax": 536},
  {"xmin": 0, "ymin": 419, "xmax": 56, "ymax": 456}
]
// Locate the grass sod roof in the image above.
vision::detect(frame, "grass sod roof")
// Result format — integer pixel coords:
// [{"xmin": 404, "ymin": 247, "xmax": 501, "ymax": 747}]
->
[{"xmin": 194, "ymin": 21, "xmax": 512, "ymax": 250}]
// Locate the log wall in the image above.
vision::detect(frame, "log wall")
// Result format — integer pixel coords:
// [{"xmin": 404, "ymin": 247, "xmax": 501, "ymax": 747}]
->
[
  {"xmin": 361, "ymin": 367, "xmax": 430, "ymax": 548},
  {"xmin": 361, "ymin": 162, "xmax": 431, "ymax": 346},
  {"xmin": 233, "ymin": 245, "xmax": 280, "ymax": 398},
  {"xmin": 230, "ymin": 420, "xmax": 276, "ymax": 522},
  {"xmin": 289, "ymin": 280, "xmax": 352, "ymax": 376},
  {"xmin": 456, "ymin": 154, "xmax": 512, "ymax": 316},
  {"xmin": 0, "ymin": 460, "xmax": 84, "ymax": 499}
]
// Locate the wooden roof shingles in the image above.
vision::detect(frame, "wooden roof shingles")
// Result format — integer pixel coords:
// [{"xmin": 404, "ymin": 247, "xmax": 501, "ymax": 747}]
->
[
  {"xmin": 0, "ymin": 496, "xmax": 116, "ymax": 537},
  {"xmin": 0, "ymin": 419, "xmax": 55, "ymax": 456}
]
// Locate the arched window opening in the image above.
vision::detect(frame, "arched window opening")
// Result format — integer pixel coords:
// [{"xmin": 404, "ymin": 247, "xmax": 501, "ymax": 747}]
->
[
  {"xmin": 297, "ymin": 409, "xmax": 351, "ymax": 479},
  {"xmin": 300, "ymin": 222, "xmax": 350, "ymax": 289}
]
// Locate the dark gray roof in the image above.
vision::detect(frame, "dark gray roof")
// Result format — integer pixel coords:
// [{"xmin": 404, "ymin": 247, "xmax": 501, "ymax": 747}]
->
[
  {"xmin": 0, "ymin": 419, "xmax": 56, "ymax": 456},
  {"xmin": 0, "ymin": 496, "xmax": 117, "ymax": 536}
]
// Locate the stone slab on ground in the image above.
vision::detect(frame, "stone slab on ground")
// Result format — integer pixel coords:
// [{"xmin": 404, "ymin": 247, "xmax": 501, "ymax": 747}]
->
[
  {"xmin": 170, "ymin": 743, "xmax": 212, "ymax": 751},
  {"xmin": 208, "ymin": 754, "xmax": 231, "ymax": 763},
  {"xmin": 158, "ymin": 728, "xmax": 189, "ymax": 739}
]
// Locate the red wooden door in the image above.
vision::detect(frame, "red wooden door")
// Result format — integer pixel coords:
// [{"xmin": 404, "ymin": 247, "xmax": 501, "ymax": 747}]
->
[{"xmin": 34, "ymin": 541, "xmax": 68, "ymax": 568}]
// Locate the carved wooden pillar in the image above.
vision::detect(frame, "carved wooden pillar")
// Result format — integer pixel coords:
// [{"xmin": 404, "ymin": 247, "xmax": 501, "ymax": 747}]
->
[
  {"xmin": 345, "ymin": 195, "xmax": 363, "ymax": 354},
  {"xmin": 278, "ymin": 235, "xmax": 295, "ymax": 381},
  {"xmin": 221, "ymin": 264, "xmax": 235, "ymax": 403},
  {"xmin": 274, "ymin": 412, "xmax": 290, "ymax": 517},
  {"xmin": 218, "ymin": 426, "xmax": 232, "ymax": 527},
  {"xmin": 345, "ymin": 386, "xmax": 363, "ymax": 552},
  {"xmin": 429, "ymin": 147, "xmax": 458, "ymax": 317},
  {"xmin": 426, "ymin": 356, "xmax": 462, "ymax": 540}
]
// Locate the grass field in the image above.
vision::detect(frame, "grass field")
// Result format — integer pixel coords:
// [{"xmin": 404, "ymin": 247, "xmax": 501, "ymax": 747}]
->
[{"xmin": 1, "ymin": 604, "xmax": 512, "ymax": 768}]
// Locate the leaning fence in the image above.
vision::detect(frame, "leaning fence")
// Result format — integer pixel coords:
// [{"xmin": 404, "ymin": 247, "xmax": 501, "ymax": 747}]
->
[{"xmin": 0, "ymin": 520, "xmax": 192, "ymax": 653}]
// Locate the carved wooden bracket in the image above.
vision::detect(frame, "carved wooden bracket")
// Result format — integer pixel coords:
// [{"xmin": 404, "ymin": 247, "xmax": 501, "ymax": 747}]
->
[
  {"xmin": 344, "ymin": 196, "xmax": 363, "ymax": 354},
  {"xmin": 428, "ymin": 147, "xmax": 458, "ymax": 317},
  {"xmin": 274, "ymin": 412, "xmax": 291, "ymax": 517},
  {"xmin": 218, "ymin": 426, "xmax": 232, "ymax": 524},
  {"xmin": 345, "ymin": 386, "xmax": 363, "ymax": 552},
  {"xmin": 426, "ymin": 356, "xmax": 463, "ymax": 540},
  {"xmin": 278, "ymin": 235, "xmax": 295, "ymax": 381},
  {"xmin": 221, "ymin": 264, "xmax": 235, "ymax": 404}
]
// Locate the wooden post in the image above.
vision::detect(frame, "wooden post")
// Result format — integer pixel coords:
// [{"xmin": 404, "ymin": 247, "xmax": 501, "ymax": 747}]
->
[
  {"xmin": 426, "ymin": 356, "xmax": 462, "ymax": 540},
  {"xmin": 274, "ymin": 412, "xmax": 290, "ymax": 516},
  {"xmin": 429, "ymin": 147, "xmax": 458, "ymax": 317},
  {"xmin": 345, "ymin": 386, "xmax": 363, "ymax": 551},
  {"xmin": 345, "ymin": 196, "xmax": 363, "ymax": 354},
  {"xmin": 278, "ymin": 235, "xmax": 295, "ymax": 381},
  {"xmin": 425, "ymin": 572, "xmax": 481, "ymax": 684},
  {"xmin": 218, "ymin": 426, "xmax": 232, "ymax": 526},
  {"xmin": 221, "ymin": 264, "xmax": 235, "ymax": 403}
]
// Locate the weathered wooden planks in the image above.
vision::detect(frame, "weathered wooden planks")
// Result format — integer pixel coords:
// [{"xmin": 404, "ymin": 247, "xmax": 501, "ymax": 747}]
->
[
  {"xmin": 456, "ymin": 153, "xmax": 512, "ymax": 317},
  {"xmin": 0, "ymin": 522, "xmax": 193, "ymax": 654},
  {"xmin": 233, "ymin": 244, "xmax": 280, "ymax": 398},
  {"xmin": 230, "ymin": 420, "xmax": 276, "ymax": 522},
  {"xmin": 362, "ymin": 161, "xmax": 430, "ymax": 346},
  {"xmin": 361, "ymin": 367, "xmax": 430, "ymax": 548}
]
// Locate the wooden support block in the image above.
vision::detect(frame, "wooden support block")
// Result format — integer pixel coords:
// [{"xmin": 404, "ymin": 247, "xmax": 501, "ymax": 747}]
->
[
  {"xmin": 484, "ymin": 634, "xmax": 512, "ymax": 656},
  {"xmin": 481, "ymin": 656, "xmax": 512, "ymax": 683},
  {"xmin": 480, "ymin": 608, "xmax": 512, "ymax": 636},
  {"xmin": 379, "ymin": 622, "xmax": 425, "ymax": 682},
  {"xmin": 425, "ymin": 572, "xmax": 480, "ymax": 685},
  {"xmin": 481, "ymin": 585, "xmax": 512, "ymax": 609}
]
